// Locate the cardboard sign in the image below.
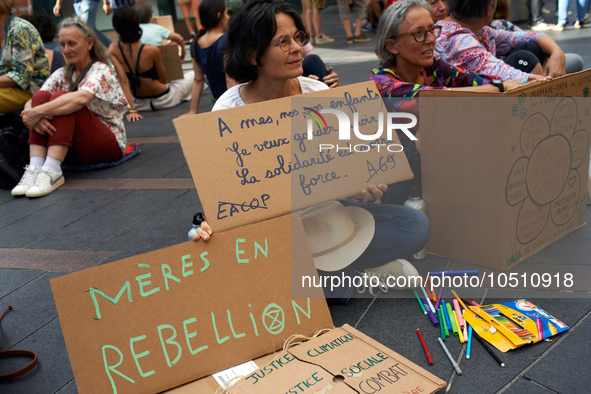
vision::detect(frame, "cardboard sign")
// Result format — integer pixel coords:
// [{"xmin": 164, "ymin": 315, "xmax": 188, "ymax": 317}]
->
[
  {"xmin": 173, "ymin": 82, "xmax": 413, "ymax": 232},
  {"xmin": 227, "ymin": 325, "xmax": 446, "ymax": 393},
  {"xmin": 152, "ymin": 15, "xmax": 175, "ymax": 33},
  {"xmin": 420, "ymin": 70, "xmax": 591, "ymax": 270},
  {"xmin": 51, "ymin": 214, "xmax": 333, "ymax": 394},
  {"xmin": 159, "ymin": 44, "xmax": 184, "ymax": 81}
]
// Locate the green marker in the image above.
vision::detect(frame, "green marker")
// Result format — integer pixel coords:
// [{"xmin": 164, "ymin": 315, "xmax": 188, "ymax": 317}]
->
[
  {"xmin": 438, "ymin": 308, "xmax": 446, "ymax": 340},
  {"xmin": 440, "ymin": 305, "xmax": 450, "ymax": 337},
  {"xmin": 447, "ymin": 302, "xmax": 458, "ymax": 336},
  {"xmin": 413, "ymin": 288, "xmax": 427, "ymax": 314}
]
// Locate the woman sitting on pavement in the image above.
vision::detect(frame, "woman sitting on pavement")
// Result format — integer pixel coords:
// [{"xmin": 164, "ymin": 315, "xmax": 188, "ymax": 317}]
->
[
  {"xmin": 12, "ymin": 17, "xmax": 129, "ymax": 198},
  {"xmin": 108, "ymin": 5, "xmax": 193, "ymax": 116},
  {"xmin": 435, "ymin": 0, "xmax": 582, "ymax": 83},
  {"xmin": 0, "ymin": 0, "xmax": 49, "ymax": 114},
  {"xmin": 181, "ymin": 0, "xmax": 338, "ymax": 116},
  {"xmin": 370, "ymin": 0, "xmax": 513, "ymax": 204},
  {"xmin": 193, "ymin": 0, "xmax": 430, "ymax": 304}
]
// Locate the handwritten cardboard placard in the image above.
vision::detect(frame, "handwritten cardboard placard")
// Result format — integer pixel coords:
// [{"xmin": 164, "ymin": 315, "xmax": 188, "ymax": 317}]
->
[
  {"xmin": 420, "ymin": 70, "xmax": 591, "ymax": 270},
  {"xmin": 51, "ymin": 214, "xmax": 333, "ymax": 394},
  {"xmin": 228, "ymin": 325, "xmax": 446, "ymax": 393},
  {"xmin": 173, "ymin": 81, "xmax": 413, "ymax": 232}
]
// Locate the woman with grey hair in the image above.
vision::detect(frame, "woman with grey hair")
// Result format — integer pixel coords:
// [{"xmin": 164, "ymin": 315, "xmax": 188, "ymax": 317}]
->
[
  {"xmin": 13, "ymin": 17, "xmax": 129, "ymax": 198},
  {"xmin": 434, "ymin": 0, "xmax": 580, "ymax": 83},
  {"xmin": 370, "ymin": 0, "xmax": 496, "ymax": 204}
]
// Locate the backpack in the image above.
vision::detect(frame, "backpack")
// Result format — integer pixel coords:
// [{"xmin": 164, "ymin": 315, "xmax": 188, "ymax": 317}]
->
[{"xmin": 0, "ymin": 112, "xmax": 30, "ymax": 190}]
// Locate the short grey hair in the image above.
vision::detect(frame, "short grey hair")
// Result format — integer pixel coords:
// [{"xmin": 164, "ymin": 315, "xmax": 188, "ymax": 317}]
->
[
  {"xmin": 375, "ymin": 0, "xmax": 430, "ymax": 68},
  {"xmin": 447, "ymin": 0, "xmax": 497, "ymax": 23}
]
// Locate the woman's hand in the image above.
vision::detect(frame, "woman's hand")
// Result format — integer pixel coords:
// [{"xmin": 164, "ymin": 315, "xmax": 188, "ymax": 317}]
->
[
  {"xmin": 352, "ymin": 184, "xmax": 388, "ymax": 203},
  {"xmin": 323, "ymin": 66, "xmax": 339, "ymax": 88},
  {"xmin": 526, "ymin": 73, "xmax": 551, "ymax": 83},
  {"xmin": 21, "ymin": 107, "xmax": 55, "ymax": 134},
  {"xmin": 543, "ymin": 53, "xmax": 566, "ymax": 78},
  {"xmin": 192, "ymin": 221, "xmax": 213, "ymax": 241},
  {"xmin": 126, "ymin": 112, "xmax": 143, "ymax": 122}
]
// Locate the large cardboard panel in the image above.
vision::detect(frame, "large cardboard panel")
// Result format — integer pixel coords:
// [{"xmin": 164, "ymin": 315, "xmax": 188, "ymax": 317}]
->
[
  {"xmin": 51, "ymin": 214, "xmax": 333, "ymax": 394},
  {"xmin": 174, "ymin": 82, "xmax": 413, "ymax": 231},
  {"xmin": 152, "ymin": 15, "xmax": 175, "ymax": 33},
  {"xmin": 420, "ymin": 70, "xmax": 591, "ymax": 270},
  {"xmin": 228, "ymin": 325, "xmax": 446, "ymax": 393},
  {"xmin": 158, "ymin": 44, "xmax": 184, "ymax": 81}
]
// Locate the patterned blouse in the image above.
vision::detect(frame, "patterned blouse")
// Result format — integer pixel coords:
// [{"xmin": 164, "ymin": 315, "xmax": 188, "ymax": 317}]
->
[
  {"xmin": 1, "ymin": 15, "xmax": 49, "ymax": 93},
  {"xmin": 434, "ymin": 21, "xmax": 541, "ymax": 83},
  {"xmin": 41, "ymin": 63, "xmax": 129, "ymax": 153}
]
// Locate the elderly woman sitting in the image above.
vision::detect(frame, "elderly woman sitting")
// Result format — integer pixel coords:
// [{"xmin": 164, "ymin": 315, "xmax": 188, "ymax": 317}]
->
[
  {"xmin": 12, "ymin": 18, "xmax": 129, "ymax": 198},
  {"xmin": 435, "ymin": 0, "xmax": 583, "ymax": 83},
  {"xmin": 370, "ymin": 0, "xmax": 504, "ymax": 204}
]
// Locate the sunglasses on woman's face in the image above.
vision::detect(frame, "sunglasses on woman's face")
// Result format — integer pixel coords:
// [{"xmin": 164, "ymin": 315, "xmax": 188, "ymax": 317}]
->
[
  {"xmin": 390, "ymin": 26, "xmax": 442, "ymax": 43},
  {"xmin": 274, "ymin": 30, "xmax": 310, "ymax": 52}
]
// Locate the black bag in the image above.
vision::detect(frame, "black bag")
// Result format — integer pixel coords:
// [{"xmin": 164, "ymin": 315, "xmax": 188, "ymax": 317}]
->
[{"xmin": 0, "ymin": 113, "xmax": 30, "ymax": 190}]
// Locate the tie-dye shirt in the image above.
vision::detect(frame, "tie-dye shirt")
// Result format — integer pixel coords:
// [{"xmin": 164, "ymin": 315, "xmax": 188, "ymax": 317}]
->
[
  {"xmin": 0, "ymin": 15, "xmax": 49, "ymax": 93},
  {"xmin": 434, "ymin": 21, "xmax": 541, "ymax": 83},
  {"xmin": 370, "ymin": 57, "xmax": 489, "ymax": 139}
]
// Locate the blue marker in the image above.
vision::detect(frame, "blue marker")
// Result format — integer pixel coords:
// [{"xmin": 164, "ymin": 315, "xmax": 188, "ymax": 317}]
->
[
  {"xmin": 442, "ymin": 301, "xmax": 452, "ymax": 329},
  {"xmin": 466, "ymin": 325, "xmax": 473, "ymax": 359}
]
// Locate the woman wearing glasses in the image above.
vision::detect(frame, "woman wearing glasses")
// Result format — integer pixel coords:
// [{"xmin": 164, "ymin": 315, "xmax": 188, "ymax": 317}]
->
[
  {"xmin": 196, "ymin": 0, "xmax": 430, "ymax": 305},
  {"xmin": 13, "ymin": 17, "xmax": 129, "ymax": 198}
]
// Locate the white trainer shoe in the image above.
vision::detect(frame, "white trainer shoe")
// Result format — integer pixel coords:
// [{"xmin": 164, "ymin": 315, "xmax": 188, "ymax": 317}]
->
[
  {"xmin": 25, "ymin": 166, "xmax": 65, "ymax": 197},
  {"xmin": 357, "ymin": 259, "xmax": 420, "ymax": 296},
  {"xmin": 11, "ymin": 165, "xmax": 41, "ymax": 196}
]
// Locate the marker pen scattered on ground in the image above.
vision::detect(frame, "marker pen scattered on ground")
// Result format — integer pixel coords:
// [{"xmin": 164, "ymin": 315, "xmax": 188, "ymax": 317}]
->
[
  {"xmin": 466, "ymin": 325, "xmax": 473, "ymax": 359},
  {"xmin": 442, "ymin": 300, "xmax": 452, "ymax": 329},
  {"xmin": 438, "ymin": 308, "xmax": 446, "ymax": 340},
  {"xmin": 438, "ymin": 337, "xmax": 462, "ymax": 375},
  {"xmin": 413, "ymin": 288, "xmax": 427, "ymax": 314},
  {"xmin": 453, "ymin": 299, "xmax": 465, "ymax": 329},
  {"xmin": 440, "ymin": 305, "xmax": 449, "ymax": 337},
  {"xmin": 454, "ymin": 310, "xmax": 465, "ymax": 343},
  {"xmin": 420, "ymin": 284, "xmax": 436, "ymax": 314},
  {"xmin": 417, "ymin": 329, "xmax": 434, "ymax": 365},
  {"xmin": 473, "ymin": 330, "xmax": 506, "ymax": 367},
  {"xmin": 447, "ymin": 302, "xmax": 458, "ymax": 336},
  {"xmin": 434, "ymin": 283, "xmax": 444, "ymax": 310}
]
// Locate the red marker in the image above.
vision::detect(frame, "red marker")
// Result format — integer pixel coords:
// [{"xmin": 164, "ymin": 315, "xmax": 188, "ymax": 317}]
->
[{"xmin": 417, "ymin": 329, "xmax": 434, "ymax": 365}]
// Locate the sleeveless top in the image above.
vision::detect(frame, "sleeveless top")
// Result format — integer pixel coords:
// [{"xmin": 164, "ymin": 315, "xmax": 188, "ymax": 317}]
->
[{"xmin": 118, "ymin": 42, "xmax": 159, "ymax": 96}]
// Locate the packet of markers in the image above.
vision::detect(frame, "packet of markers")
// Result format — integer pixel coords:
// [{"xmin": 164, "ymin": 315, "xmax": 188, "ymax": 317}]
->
[{"xmin": 464, "ymin": 299, "xmax": 569, "ymax": 352}]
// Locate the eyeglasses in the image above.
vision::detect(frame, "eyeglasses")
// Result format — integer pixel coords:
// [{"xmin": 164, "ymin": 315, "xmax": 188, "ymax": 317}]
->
[
  {"xmin": 390, "ymin": 26, "xmax": 442, "ymax": 43},
  {"xmin": 274, "ymin": 31, "xmax": 309, "ymax": 52}
]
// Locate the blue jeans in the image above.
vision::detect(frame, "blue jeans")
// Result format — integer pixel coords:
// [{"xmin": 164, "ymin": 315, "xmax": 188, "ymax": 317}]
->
[
  {"xmin": 318, "ymin": 201, "xmax": 430, "ymax": 303},
  {"xmin": 74, "ymin": 0, "xmax": 112, "ymax": 47},
  {"xmin": 557, "ymin": 0, "xmax": 588, "ymax": 24}
]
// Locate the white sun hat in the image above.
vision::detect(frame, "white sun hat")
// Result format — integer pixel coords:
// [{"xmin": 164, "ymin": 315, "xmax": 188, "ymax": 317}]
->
[{"xmin": 299, "ymin": 201, "xmax": 375, "ymax": 272}]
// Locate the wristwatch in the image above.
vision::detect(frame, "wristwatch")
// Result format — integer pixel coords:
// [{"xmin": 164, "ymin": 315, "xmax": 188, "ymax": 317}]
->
[{"xmin": 492, "ymin": 79, "xmax": 504, "ymax": 93}]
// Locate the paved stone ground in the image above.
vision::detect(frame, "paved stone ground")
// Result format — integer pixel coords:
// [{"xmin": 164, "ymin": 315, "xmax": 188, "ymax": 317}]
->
[{"xmin": 1, "ymin": 4, "xmax": 591, "ymax": 393}]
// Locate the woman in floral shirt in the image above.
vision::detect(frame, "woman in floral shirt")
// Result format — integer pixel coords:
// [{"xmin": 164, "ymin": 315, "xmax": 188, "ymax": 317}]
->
[
  {"xmin": 434, "ymin": 0, "xmax": 571, "ymax": 83},
  {"xmin": 0, "ymin": 0, "xmax": 49, "ymax": 113},
  {"xmin": 12, "ymin": 17, "xmax": 129, "ymax": 198}
]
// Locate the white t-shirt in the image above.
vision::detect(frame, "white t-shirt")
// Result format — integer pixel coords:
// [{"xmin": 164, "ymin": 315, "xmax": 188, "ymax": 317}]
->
[
  {"xmin": 140, "ymin": 23, "xmax": 171, "ymax": 46},
  {"xmin": 212, "ymin": 76, "xmax": 329, "ymax": 111}
]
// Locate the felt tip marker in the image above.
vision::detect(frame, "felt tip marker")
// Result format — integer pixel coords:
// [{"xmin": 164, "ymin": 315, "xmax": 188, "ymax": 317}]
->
[
  {"xmin": 417, "ymin": 329, "xmax": 434, "ymax": 365},
  {"xmin": 438, "ymin": 337, "xmax": 462, "ymax": 375},
  {"xmin": 466, "ymin": 325, "xmax": 473, "ymax": 360}
]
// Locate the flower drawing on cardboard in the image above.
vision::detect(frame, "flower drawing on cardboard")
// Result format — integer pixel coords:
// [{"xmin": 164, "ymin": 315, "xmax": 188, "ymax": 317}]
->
[{"xmin": 506, "ymin": 97, "xmax": 589, "ymax": 245}]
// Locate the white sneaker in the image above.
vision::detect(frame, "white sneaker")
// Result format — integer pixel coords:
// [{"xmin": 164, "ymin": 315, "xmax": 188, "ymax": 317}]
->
[
  {"xmin": 314, "ymin": 35, "xmax": 334, "ymax": 44},
  {"xmin": 531, "ymin": 22, "xmax": 554, "ymax": 31},
  {"xmin": 11, "ymin": 165, "xmax": 41, "ymax": 196},
  {"xmin": 356, "ymin": 259, "xmax": 420, "ymax": 296},
  {"xmin": 25, "ymin": 166, "xmax": 65, "ymax": 198}
]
